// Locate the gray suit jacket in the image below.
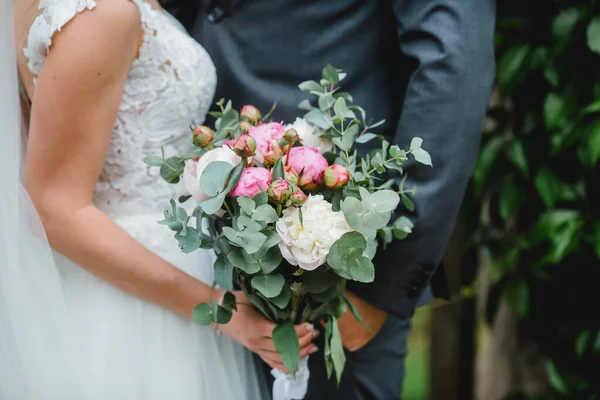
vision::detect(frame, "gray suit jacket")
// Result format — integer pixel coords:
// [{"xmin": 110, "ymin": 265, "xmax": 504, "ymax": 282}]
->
[{"xmin": 163, "ymin": 0, "xmax": 495, "ymax": 320}]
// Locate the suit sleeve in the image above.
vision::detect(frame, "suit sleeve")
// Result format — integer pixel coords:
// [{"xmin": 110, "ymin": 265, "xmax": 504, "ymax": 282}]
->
[{"xmin": 347, "ymin": 0, "xmax": 496, "ymax": 319}]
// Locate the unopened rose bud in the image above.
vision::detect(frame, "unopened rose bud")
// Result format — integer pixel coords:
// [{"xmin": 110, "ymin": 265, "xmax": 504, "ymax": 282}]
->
[
  {"xmin": 238, "ymin": 121, "xmax": 252, "ymax": 134},
  {"xmin": 324, "ymin": 164, "xmax": 350, "ymax": 189},
  {"xmin": 241, "ymin": 105, "xmax": 262, "ymax": 124},
  {"xmin": 193, "ymin": 125, "xmax": 214, "ymax": 148},
  {"xmin": 232, "ymin": 134, "xmax": 257, "ymax": 158},
  {"xmin": 290, "ymin": 190, "xmax": 307, "ymax": 207},
  {"xmin": 267, "ymin": 178, "xmax": 293, "ymax": 204},
  {"xmin": 284, "ymin": 128, "xmax": 299, "ymax": 144},
  {"xmin": 263, "ymin": 140, "xmax": 284, "ymax": 166}
]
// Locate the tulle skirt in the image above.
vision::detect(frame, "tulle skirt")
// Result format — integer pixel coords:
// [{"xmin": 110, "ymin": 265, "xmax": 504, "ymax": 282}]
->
[{"xmin": 0, "ymin": 213, "xmax": 266, "ymax": 400}]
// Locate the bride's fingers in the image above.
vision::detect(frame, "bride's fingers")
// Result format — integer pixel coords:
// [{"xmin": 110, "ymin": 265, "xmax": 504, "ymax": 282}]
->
[
  {"xmin": 294, "ymin": 323, "xmax": 314, "ymax": 338},
  {"xmin": 300, "ymin": 344, "xmax": 319, "ymax": 359},
  {"xmin": 298, "ymin": 330, "xmax": 318, "ymax": 349},
  {"xmin": 259, "ymin": 353, "xmax": 287, "ymax": 373}
]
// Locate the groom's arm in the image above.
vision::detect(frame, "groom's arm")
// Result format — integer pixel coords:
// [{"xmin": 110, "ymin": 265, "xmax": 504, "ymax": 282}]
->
[{"xmin": 346, "ymin": 0, "xmax": 496, "ymax": 322}]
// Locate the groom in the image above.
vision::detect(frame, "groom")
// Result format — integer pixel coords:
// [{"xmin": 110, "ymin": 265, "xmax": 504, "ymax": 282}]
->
[{"xmin": 163, "ymin": 0, "xmax": 495, "ymax": 398}]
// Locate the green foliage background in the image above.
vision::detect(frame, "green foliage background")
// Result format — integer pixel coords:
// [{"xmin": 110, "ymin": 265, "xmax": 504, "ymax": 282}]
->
[{"xmin": 467, "ymin": 2, "xmax": 600, "ymax": 398}]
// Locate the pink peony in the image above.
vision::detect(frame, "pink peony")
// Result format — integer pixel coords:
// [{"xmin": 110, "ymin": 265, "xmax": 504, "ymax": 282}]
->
[
  {"xmin": 230, "ymin": 167, "xmax": 271, "ymax": 198},
  {"xmin": 286, "ymin": 146, "xmax": 329, "ymax": 191},
  {"xmin": 248, "ymin": 122, "xmax": 286, "ymax": 164}
]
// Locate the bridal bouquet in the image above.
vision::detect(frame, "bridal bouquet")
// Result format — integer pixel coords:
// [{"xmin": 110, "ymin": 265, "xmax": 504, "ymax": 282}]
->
[{"xmin": 145, "ymin": 65, "xmax": 431, "ymax": 396}]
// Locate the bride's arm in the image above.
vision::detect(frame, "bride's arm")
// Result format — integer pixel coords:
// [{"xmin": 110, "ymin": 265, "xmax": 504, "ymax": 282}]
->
[{"xmin": 23, "ymin": 0, "xmax": 316, "ymax": 370}]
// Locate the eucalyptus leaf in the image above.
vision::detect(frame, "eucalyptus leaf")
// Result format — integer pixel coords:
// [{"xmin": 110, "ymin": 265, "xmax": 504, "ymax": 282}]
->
[
  {"xmin": 251, "ymin": 274, "xmax": 285, "ymax": 298},
  {"xmin": 333, "ymin": 97, "xmax": 348, "ymax": 120},
  {"xmin": 160, "ymin": 156, "xmax": 185, "ymax": 184},
  {"xmin": 200, "ymin": 161, "xmax": 232, "ymax": 197},
  {"xmin": 226, "ymin": 248, "xmax": 261, "ymax": 274},
  {"xmin": 410, "ymin": 137, "xmax": 423, "ymax": 150},
  {"xmin": 200, "ymin": 193, "xmax": 226, "ymax": 215},
  {"xmin": 271, "ymin": 158, "xmax": 285, "ymax": 182},
  {"xmin": 253, "ymin": 204, "xmax": 279, "ymax": 223},
  {"xmin": 214, "ymin": 255, "xmax": 234, "ymax": 290},
  {"xmin": 304, "ymin": 109, "xmax": 332, "ymax": 130},
  {"xmin": 355, "ymin": 133, "xmax": 378, "ymax": 144},
  {"xmin": 143, "ymin": 155, "xmax": 163, "ymax": 167},
  {"xmin": 298, "ymin": 80, "xmax": 323, "ymax": 93},
  {"xmin": 368, "ymin": 190, "xmax": 400, "ymax": 213},
  {"xmin": 272, "ymin": 321, "xmax": 301, "ymax": 375},
  {"xmin": 411, "ymin": 148, "xmax": 432, "ymax": 166},
  {"xmin": 192, "ymin": 303, "xmax": 213, "ymax": 326},
  {"xmin": 325, "ymin": 317, "xmax": 346, "ymax": 384},
  {"xmin": 237, "ymin": 196, "xmax": 256, "ymax": 215},
  {"xmin": 322, "ymin": 64, "xmax": 339, "ymax": 84},
  {"xmin": 210, "ymin": 299, "xmax": 233, "ymax": 324},
  {"xmin": 269, "ymin": 283, "xmax": 292, "ymax": 309}
]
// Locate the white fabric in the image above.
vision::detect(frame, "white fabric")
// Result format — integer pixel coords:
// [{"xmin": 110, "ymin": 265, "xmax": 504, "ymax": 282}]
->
[
  {"xmin": 0, "ymin": 0, "xmax": 265, "ymax": 399},
  {"xmin": 271, "ymin": 358, "xmax": 311, "ymax": 400}
]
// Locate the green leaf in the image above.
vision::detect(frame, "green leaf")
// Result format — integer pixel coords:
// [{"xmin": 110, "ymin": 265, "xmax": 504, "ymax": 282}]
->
[
  {"xmin": 543, "ymin": 66, "xmax": 559, "ymax": 87},
  {"xmin": 200, "ymin": 161, "xmax": 232, "ymax": 197},
  {"xmin": 410, "ymin": 137, "xmax": 423, "ymax": 150},
  {"xmin": 355, "ymin": 133, "xmax": 378, "ymax": 144},
  {"xmin": 178, "ymin": 195, "xmax": 192, "ymax": 204},
  {"xmin": 214, "ymin": 255, "xmax": 234, "ymax": 290},
  {"xmin": 318, "ymin": 93, "xmax": 335, "ymax": 111},
  {"xmin": 223, "ymin": 226, "xmax": 267, "ymax": 254},
  {"xmin": 552, "ymin": 8, "xmax": 580, "ymax": 43},
  {"xmin": 401, "ymin": 193, "xmax": 415, "ymax": 212},
  {"xmin": 576, "ymin": 330, "xmax": 591, "ymax": 358},
  {"xmin": 251, "ymin": 274, "xmax": 285, "ymax": 298},
  {"xmin": 327, "ymin": 232, "xmax": 374, "ymax": 282},
  {"xmin": 270, "ymin": 283, "xmax": 292, "ymax": 309},
  {"xmin": 534, "ymin": 167, "xmax": 561, "ymax": 209},
  {"xmin": 333, "ymin": 97, "xmax": 348, "ymax": 120},
  {"xmin": 253, "ymin": 191, "xmax": 268, "ymax": 206},
  {"xmin": 546, "ymin": 361, "xmax": 569, "ymax": 395},
  {"xmin": 588, "ymin": 120, "xmax": 600, "ymax": 165},
  {"xmin": 586, "ymin": 17, "xmax": 600, "ymax": 55},
  {"xmin": 325, "ymin": 317, "xmax": 346, "ymax": 384},
  {"xmin": 200, "ymin": 193, "xmax": 226, "ymax": 215},
  {"xmin": 210, "ymin": 299, "xmax": 233, "ymax": 324},
  {"xmin": 497, "ymin": 44, "xmax": 531, "ymax": 91},
  {"xmin": 253, "ymin": 204, "xmax": 279, "ymax": 223},
  {"xmin": 322, "ymin": 64, "xmax": 339, "ymax": 84},
  {"xmin": 220, "ymin": 292, "xmax": 237, "ymax": 312},
  {"xmin": 254, "ymin": 246, "xmax": 283, "ymax": 274},
  {"xmin": 224, "ymin": 161, "xmax": 245, "ymax": 193},
  {"xmin": 272, "ymin": 321, "xmax": 301, "ymax": 375},
  {"xmin": 543, "ymin": 93, "xmax": 565, "ymax": 131},
  {"xmin": 499, "ymin": 177, "xmax": 526, "ymax": 220},
  {"xmin": 175, "ymin": 229, "xmax": 201, "ymax": 253},
  {"xmin": 583, "ymin": 100, "xmax": 600, "ymax": 114},
  {"xmin": 508, "ymin": 140, "xmax": 529, "ymax": 176},
  {"xmin": 271, "ymin": 158, "xmax": 285, "ymax": 182},
  {"xmin": 298, "ymin": 99, "xmax": 313, "ymax": 111},
  {"xmin": 237, "ymin": 197, "xmax": 255, "ymax": 215},
  {"xmin": 504, "ymin": 280, "xmax": 529, "ymax": 317},
  {"xmin": 143, "ymin": 155, "xmax": 163, "ymax": 167},
  {"xmin": 342, "ymin": 294, "xmax": 369, "ymax": 330},
  {"xmin": 393, "ymin": 216, "xmax": 414, "ymax": 239},
  {"xmin": 302, "ymin": 269, "xmax": 338, "ymax": 294},
  {"xmin": 160, "ymin": 156, "xmax": 185, "ymax": 184},
  {"xmin": 298, "ymin": 80, "xmax": 323, "ymax": 93},
  {"xmin": 368, "ymin": 190, "xmax": 400, "ymax": 213},
  {"xmin": 261, "ymin": 230, "xmax": 282, "ymax": 250},
  {"xmin": 304, "ymin": 109, "xmax": 332, "ymax": 130},
  {"xmin": 411, "ymin": 148, "xmax": 432, "ymax": 166},
  {"xmin": 226, "ymin": 248, "xmax": 261, "ymax": 274},
  {"xmin": 347, "ymin": 256, "xmax": 375, "ymax": 283},
  {"xmin": 192, "ymin": 303, "xmax": 213, "ymax": 326}
]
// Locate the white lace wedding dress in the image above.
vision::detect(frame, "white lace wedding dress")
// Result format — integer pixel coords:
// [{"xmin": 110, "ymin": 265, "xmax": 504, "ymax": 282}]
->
[{"xmin": 17, "ymin": 0, "xmax": 266, "ymax": 398}]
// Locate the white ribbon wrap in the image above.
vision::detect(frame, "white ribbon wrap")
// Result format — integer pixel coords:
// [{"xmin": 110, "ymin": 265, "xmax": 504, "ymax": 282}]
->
[{"xmin": 271, "ymin": 357, "xmax": 310, "ymax": 400}]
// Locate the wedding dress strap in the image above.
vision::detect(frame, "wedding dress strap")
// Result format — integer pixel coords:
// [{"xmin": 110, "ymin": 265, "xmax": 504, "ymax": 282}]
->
[{"xmin": 23, "ymin": 0, "xmax": 147, "ymax": 77}]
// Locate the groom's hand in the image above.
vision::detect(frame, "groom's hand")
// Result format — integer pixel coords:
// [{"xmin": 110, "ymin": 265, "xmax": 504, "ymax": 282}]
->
[{"xmin": 337, "ymin": 290, "xmax": 388, "ymax": 352}]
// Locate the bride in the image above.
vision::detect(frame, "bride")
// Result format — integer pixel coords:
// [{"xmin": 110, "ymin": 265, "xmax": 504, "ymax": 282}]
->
[{"xmin": 1, "ymin": 0, "xmax": 318, "ymax": 398}]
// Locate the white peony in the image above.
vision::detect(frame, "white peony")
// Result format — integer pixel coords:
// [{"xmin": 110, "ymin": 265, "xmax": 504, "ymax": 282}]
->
[
  {"xmin": 182, "ymin": 146, "xmax": 241, "ymax": 203},
  {"xmin": 276, "ymin": 195, "xmax": 352, "ymax": 271},
  {"xmin": 286, "ymin": 117, "xmax": 333, "ymax": 154}
]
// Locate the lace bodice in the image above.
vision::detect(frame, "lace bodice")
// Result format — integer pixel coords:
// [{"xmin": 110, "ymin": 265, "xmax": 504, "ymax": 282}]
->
[{"xmin": 25, "ymin": 0, "xmax": 217, "ymax": 220}]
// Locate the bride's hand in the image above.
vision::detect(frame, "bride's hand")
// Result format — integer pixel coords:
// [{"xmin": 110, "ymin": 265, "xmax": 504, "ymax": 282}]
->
[{"xmin": 216, "ymin": 290, "xmax": 319, "ymax": 372}]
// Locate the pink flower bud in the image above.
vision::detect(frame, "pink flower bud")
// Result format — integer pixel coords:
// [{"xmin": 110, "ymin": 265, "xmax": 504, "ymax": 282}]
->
[
  {"xmin": 238, "ymin": 121, "xmax": 252, "ymax": 134},
  {"xmin": 269, "ymin": 166, "xmax": 298, "ymax": 186},
  {"xmin": 267, "ymin": 178, "xmax": 293, "ymax": 204},
  {"xmin": 286, "ymin": 146, "xmax": 328, "ymax": 191},
  {"xmin": 232, "ymin": 134, "xmax": 257, "ymax": 158},
  {"xmin": 241, "ymin": 105, "xmax": 262, "ymax": 123},
  {"xmin": 193, "ymin": 125, "xmax": 214, "ymax": 148},
  {"xmin": 284, "ymin": 128, "xmax": 299, "ymax": 144},
  {"xmin": 263, "ymin": 140, "xmax": 284, "ymax": 166},
  {"xmin": 324, "ymin": 164, "xmax": 350, "ymax": 189},
  {"xmin": 290, "ymin": 190, "xmax": 307, "ymax": 207}
]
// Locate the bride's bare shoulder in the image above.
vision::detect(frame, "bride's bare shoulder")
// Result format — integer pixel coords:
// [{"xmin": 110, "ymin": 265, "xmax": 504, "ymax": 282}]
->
[{"xmin": 16, "ymin": 0, "xmax": 143, "ymax": 96}]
